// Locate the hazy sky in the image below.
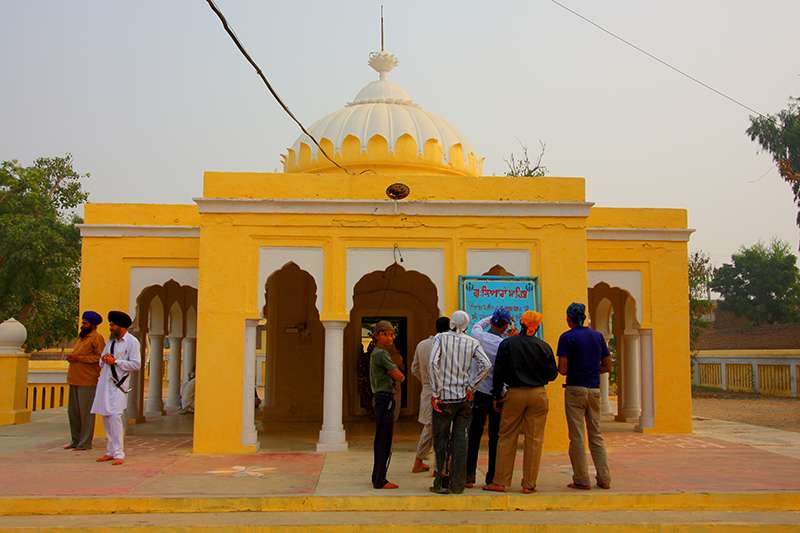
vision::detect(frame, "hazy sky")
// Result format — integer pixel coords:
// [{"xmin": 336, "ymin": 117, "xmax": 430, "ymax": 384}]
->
[{"xmin": 1, "ymin": 1, "xmax": 797, "ymax": 266}]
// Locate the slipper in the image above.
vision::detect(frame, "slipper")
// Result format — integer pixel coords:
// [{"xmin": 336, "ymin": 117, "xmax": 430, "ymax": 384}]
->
[
  {"xmin": 464, "ymin": 482, "xmax": 475, "ymax": 489},
  {"xmin": 96, "ymin": 455, "xmax": 113, "ymax": 462},
  {"xmin": 597, "ymin": 481, "xmax": 611, "ymax": 490},
  {"xmin": 111, "ymin": 459, "xmax": 124, "ymax": 466},
  {"xmin": 379, "ymin": 482, "xmax": 398, "ymax": 489},
  {"xmin": 63, "ymin": 444, "xmax": 75, "ymax": 450},
  {"xmin": 522, "ymin": 487, "xmax": 536, "ymax": 494},
  {"xmin": 482, "ymin": 483, "xmax": 506, "ymax": 493},
  {"xmin": 567, "ymin": 483, "xmax": 591, "ymax": 490}
]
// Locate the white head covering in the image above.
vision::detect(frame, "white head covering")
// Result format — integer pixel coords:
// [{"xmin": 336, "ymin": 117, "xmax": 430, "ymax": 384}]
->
[{"xmin": 450, "ymin": 310, "xmax": 470, "ymax": 334}]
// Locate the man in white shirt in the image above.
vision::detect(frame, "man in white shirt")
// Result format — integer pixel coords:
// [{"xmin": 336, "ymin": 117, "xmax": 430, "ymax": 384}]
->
[
  {"xmin": 466, "ymin": 308, "xmax": 514, "ymax": 488},
  {"xmin": 429, "ymin": 310, "xmax": 491, "ymax": 494},
  {"xmin": 91, "ymin": 311, "xmax": 141, "ymax": 466},
  {"xmin": 410, "ymin": 316, "xmax": 451, "ymax": 474}
]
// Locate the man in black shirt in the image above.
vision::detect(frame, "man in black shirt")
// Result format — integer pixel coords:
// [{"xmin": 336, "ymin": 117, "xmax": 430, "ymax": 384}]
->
[{"xmin": 483, "ymin": 311, "xmax": 558, "ymax": 493}]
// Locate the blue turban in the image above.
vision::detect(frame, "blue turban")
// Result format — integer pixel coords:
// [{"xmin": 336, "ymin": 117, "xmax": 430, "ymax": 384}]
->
[
  {"xmin": 491, "ymin": 307, "xmax": 513, "ymax": 327},
  {"xmin": 566, "ymin": 303, "xmax": 587, "ymax": 326},
  {"xmin": 82, "ymin": 311, "xmax": 102, "ymax": 327}
]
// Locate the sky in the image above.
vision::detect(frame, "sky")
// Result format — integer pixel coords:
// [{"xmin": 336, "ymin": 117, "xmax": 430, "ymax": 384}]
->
[{"xmin": 1, "ymin": 0, "xmax": 798, "ymax": 267}]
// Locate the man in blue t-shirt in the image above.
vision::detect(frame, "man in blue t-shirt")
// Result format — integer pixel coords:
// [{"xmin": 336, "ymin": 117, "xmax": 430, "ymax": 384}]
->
[{"xmin": 556, "ymin": 302, "xmax": 612, "ymax": 490}]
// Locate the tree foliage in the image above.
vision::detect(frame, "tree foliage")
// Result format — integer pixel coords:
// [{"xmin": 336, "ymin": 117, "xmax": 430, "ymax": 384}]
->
[
  {"xmin": 0, "ymin": 155, "xmax": 88, "ymax": 351},
  {"xmin": 505, "ymin": 141, "xmax": 548, "ymax": 177},
  {"xmin": 710, "ymin": 239, "xmax": 800, "ymax": 326},
  {"xmin": 688, "ymin": 250, "xmax": 714, "ymax": 352},
  {"xmin": 746, "ymin": 98, "xmax": 800, "ymax": 242}
]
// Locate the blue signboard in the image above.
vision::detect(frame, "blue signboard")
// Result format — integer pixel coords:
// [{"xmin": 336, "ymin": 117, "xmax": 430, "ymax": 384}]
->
[{"xmin": 458, "ymin": 275, "xmax": 542, "ymax": 338}]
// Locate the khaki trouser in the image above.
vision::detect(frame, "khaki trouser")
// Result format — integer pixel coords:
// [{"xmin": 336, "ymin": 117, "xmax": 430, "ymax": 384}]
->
[
  {"xmin": 565, "ymin": 386, "xmax": 611, "ymax": 487},
  {"xmin": 416, "ymin": 422, "xmax": 432, "ymax": 460},
  {"xmin": 492, "ymin": 387, "xmax": 548, "ymax": 490}
]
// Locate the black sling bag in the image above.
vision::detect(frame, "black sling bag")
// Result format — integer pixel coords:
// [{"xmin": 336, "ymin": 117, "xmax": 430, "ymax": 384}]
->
[{"xmin": 108, "ymin": 340, "xmax": 130, "ymax": 394}]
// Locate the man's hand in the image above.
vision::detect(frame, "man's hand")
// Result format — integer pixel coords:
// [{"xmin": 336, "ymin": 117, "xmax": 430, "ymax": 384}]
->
[
  {"xmin": 431, "ymin": 396, "xmax": 443, "ymax": 413},
  {"xmin": 102, "ymin": 354, "xmax": 116, "ymax": 365},
  {"xmin": 493, "ymin": 396, "xmax": 506, "ymax": 413},
  {"xmin": 465, "ymin": 388, "xmax": 474, "ymax": 402}
]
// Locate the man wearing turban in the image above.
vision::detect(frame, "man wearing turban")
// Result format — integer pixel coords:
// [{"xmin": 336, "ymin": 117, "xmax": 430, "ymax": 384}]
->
[
  {"xmin": 63, "ymin": 311, "xmax": 106, "ymax": 451},
  {"xmin": 90, "ymin": 311, "xmax": 141, "ymax": 465},
  {"xmin": 484, "ymin": 310, "xmax": 558, "ymax": 494},
  {"xmin": 557, "ymin": 302, "xmax": 612, "ymax": 490}
]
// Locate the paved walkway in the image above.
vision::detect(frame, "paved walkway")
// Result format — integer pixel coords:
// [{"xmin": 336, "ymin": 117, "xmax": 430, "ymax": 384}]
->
[{"xmin": 0, "ymin": 410, "xmax": 798, "ymax": 498}]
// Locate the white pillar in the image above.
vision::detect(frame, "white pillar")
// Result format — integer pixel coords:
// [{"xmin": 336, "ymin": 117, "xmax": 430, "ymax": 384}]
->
[
  {"xmin": 621, "ymin": 329, "xmax": 642, "ymax": 422},
  {"xmin": 637, "ymin": 328, "xmax": 655, "ymax": 431},
  {"xmin": 165, "ymin": 336, "xmax": 183, "ymax": 411},
  {"xmin": 241, "ymin": 319, "xmax": 258, "ymax": 448},
  {"xmin": 181, "ymin": 337, "xmax": 196, "ymax": 384},
  {"xmin": 125, "ymin": 333, "xmax": 145, "ymax": 423},
  {"xmin": 599, "ymin": 373, "xmax": 612, "ymax": 416},
  {"xmin": 317, "ymin": 320, "xmax": 348, "ymax": 452},
  {"xmin": 144, "ymin": 334, "xmax": 165, "ymax": 416}
]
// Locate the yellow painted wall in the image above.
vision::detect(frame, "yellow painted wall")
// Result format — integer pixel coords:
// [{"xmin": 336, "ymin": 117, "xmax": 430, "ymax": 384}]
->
[
  {"xmin": 80, "ymin": 174, "xmax": 693, "ymax": 453},
  {"xmin": 203, "ymin": 173, "xmax": 586, "ymax": 203},
  {"xmin": 193, "ymin": 171, "xmax": 590, "ymax": 452},
  {"xmin": 0, "ymin": 354, "xmax": 31, "ymax": 425},
  {"xmin": 588, "ymin": 232, "xmax": 692, "ymax": 434}
]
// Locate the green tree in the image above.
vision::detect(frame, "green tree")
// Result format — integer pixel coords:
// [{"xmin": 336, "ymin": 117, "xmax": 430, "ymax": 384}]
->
[
  {"xmin": 710, "ymin": 239, "xmax": 800, "ymax": 326},
  {"xmin": 0, "ymin": 155, "xmax": 88, "ymax": 351},
  {"xmin": 746, "ymin": 98, "xmax": 800, "ymax": 242},
  {"xmin": 505, "ymin": 141, "xmax": 548, "ymax": 177},
  {"xmin": 688, "ymin": 250, "xmax": 714, "ymax": 352}
]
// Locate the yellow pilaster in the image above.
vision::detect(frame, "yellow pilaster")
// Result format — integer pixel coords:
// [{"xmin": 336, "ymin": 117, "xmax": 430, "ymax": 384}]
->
[{"xmin": 0, "ymin": 319, "xmax": 32, "ymax": 426}]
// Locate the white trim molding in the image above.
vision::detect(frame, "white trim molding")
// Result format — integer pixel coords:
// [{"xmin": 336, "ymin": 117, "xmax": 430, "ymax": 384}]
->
[
  {"xmin": 129, "ymin": 267, "xmax": 199, "ymax": 317},
  {"xmin": 194, "ymin": 198, "xmax": 594, "ymax": 218},
  {"xmin": 467, "ymin": 249, "xmax": 531, "ymax": 277},
  {"xmin": 588, "ymin": 270, "xmax": 643, "ymax": 324},
  {"xmin": 78, "ymin": 224, "xmax": 199, "ymax": 238},
  {"xmin": 346, "ymin": 248, "xmax": 444, "ymax": 313},
  {"xmin": 587, "ymin": 227, "xmax": 694, "ymax": 242},
  {"xmin": 258, "ymin": 246, "xmax": 325, "ymax": 313}
]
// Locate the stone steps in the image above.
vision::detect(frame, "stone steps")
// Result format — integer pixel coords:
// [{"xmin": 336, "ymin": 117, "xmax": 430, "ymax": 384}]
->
[{"xmin": 1, "ymin": 510, "xmax": 799, "ymax": 531}]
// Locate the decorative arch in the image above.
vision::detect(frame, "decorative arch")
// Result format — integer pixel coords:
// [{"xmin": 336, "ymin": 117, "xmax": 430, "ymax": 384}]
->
[
  {"xmin": 258, "ymin": 247, "xmax": 324, "ymax": 316},
  {"xmin": 168, "ymin": 301, "xmax": 184, "ymax": 338}
]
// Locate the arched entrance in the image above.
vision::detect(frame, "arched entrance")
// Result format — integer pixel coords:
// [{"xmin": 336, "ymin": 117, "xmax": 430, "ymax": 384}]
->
[
  {"xmin": 588, "ymin": 282, "xmax": 640, "ymax": 424},
  {"xmin": 344, "ymin": 263, "xmax": 439, "ymax": 420},
  {"xmin": 261, "ymin": 262, "xmax": 325, "ymax": 422},
  {"xmin": 129, "ymin": 280, "xmax": 198, "ymax": 426}
]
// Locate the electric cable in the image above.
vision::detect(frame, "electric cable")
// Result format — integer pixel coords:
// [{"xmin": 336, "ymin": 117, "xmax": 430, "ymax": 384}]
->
[
  {"xmin": 205, "ymin": 0, "xmax": 351, "ymax": 173},
  {"xmin": 548, "ymin": 0, "xmax": 767, "ymax": 119}
]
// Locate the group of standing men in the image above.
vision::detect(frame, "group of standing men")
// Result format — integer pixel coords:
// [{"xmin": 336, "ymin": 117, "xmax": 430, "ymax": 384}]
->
[
  {"xmin": 64, "ymin": 310, "xmax": 141, "ymax": 465},
  {"xmin": 368, "ymin": 303, "xmax": 612, "ymax": 494}
]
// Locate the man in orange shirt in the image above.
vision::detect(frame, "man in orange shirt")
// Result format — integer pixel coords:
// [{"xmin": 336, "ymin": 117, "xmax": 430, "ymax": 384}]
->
[{"xmin": 64, "ymin": 311, "xmax": 105, "ymax": 451}]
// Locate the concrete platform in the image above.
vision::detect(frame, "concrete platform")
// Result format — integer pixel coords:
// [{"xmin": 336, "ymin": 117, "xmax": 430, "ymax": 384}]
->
[{"xmin": 0, "ymin": 409, "xmax": 798, "ymax": 528}]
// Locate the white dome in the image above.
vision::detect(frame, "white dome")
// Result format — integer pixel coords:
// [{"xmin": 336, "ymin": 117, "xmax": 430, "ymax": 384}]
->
[{"xmin": 290, "ymin": 51, "xmax": 478, "ymax": 165}]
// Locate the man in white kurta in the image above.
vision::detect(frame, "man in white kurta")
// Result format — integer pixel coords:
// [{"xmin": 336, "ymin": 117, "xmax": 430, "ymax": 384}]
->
[
  {"xmin": 410, "ymin": 316, "xmax": 451, "ymax": 474},
  {"xmin": 91, "ymin": 311, "xmax": 141, "ymax": 465}
]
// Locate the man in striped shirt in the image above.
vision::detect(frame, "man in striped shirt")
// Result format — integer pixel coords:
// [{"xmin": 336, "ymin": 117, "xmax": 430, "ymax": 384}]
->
[{"xmin": 429, "ymin": 310, "xmax": 492, "ymax": 494}]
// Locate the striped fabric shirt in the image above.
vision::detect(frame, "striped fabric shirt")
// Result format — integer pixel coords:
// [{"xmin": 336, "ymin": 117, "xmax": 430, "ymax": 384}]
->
[{"xmin": 429, "ymin": 331, "xmax": 492, "ymax": 402}]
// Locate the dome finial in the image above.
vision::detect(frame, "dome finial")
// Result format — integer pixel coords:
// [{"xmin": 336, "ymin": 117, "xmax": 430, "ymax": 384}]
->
[{"xmin": 369, "ymin": 5, "xmax": 397, "ymax": 80}]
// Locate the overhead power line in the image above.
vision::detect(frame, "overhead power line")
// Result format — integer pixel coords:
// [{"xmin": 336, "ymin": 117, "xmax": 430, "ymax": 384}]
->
[
  {"xmin": 548, "ymin": 0, "xmax": 767, "ymax": 118},
  {"xmin": 205, "ymin": 0, "xmax": 349, "ymax": 173}
]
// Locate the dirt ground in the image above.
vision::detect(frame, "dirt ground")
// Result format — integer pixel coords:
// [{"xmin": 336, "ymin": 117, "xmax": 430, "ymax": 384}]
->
[{"xmin": 692, "ymin": 389, "xmax": 800, "ymax": 433}]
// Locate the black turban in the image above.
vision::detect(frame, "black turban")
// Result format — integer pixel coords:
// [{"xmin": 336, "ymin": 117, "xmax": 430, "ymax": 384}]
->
[
  {"xmin": 566, "ymin": 302, "xmax": 587, "ymax": 326},
  {"xmin": 107, "ymin": 310, "xmax": 133, "ymax": 329}
]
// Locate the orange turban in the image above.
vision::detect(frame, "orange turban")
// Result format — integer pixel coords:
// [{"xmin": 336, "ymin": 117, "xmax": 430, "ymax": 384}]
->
[{"xmin": 520, "ymin": 310, "xmax": 543, "ymax": 336}]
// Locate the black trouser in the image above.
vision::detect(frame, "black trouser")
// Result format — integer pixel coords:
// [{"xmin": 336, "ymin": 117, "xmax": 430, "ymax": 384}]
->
[
  {"xmin": 432, "ymin": 400, "xmax": 472, "ymax": 494},
  {"xmin": 466, "ymin": 391, "xmax": 501, "ymax": 485},
  {"xmin": 371, "ymin": 391, "xmax": 395, "ymax": 488},
  {"xmin": 68, "ymin": 385, "xmax": 97, "ymax": 449}
]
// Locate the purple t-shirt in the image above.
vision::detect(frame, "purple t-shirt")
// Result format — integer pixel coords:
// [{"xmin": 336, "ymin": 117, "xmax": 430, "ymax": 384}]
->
[{"xmin": 556, "ymin": 327, "xmax": 609, "ymax": 388}]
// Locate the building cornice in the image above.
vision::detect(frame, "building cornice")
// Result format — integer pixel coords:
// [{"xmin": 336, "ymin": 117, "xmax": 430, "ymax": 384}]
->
[
  {"xmin": 587, "ymin": 227, "xmax": 694, "ymax": 242},
  {"xmin": 193, "ymin": 198, "xmax": 594, "ymax": 218},
  {"xmin": 77, "ymin": 224, "xmax": 200, "ymax": 238}
]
